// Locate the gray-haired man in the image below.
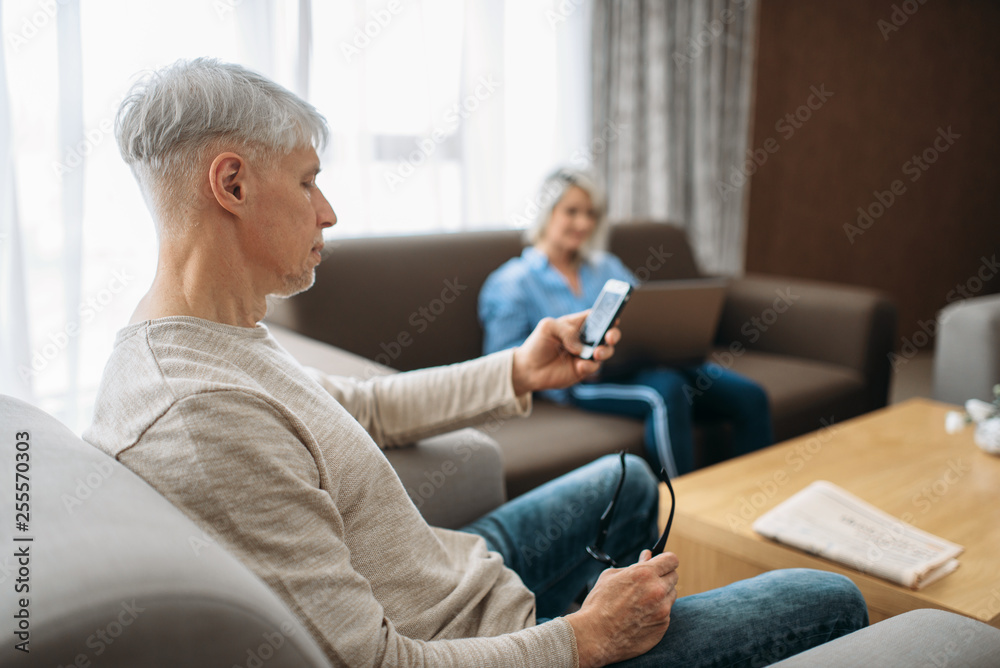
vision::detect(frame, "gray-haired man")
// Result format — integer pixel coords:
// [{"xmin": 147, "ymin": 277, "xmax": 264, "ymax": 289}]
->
[{"xmin": 86, "ymin": 58, "xmax": 867, "ymax": 667}]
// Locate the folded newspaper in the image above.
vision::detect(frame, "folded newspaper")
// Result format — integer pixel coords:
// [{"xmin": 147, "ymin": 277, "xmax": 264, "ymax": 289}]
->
[{"xmin": 752, "ymin": 481, "xmax": 963, "ymax": 590}]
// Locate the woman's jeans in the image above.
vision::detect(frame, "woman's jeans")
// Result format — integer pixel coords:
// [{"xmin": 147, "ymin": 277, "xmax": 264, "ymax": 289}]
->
[
  {"xmin": 461, "ymin": 455, "xmax": 868, "ymax": 667},
  {"xmin": 569, "ymin": 364, "xmax": 775, "ymax": 478}
]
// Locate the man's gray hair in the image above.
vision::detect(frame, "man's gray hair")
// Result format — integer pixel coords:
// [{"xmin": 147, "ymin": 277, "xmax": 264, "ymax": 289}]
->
[
  {"xmin": 115, "ymin": 58, "xmax": 329, "ymax": 232},
  {"xmin": 524, "ymin": 167, "xmax": 609, "ymax": 259}
]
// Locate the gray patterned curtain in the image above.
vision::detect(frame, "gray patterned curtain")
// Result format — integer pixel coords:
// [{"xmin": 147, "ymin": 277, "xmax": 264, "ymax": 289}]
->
[{"xmin": 592, "ymin": 0, "xmax": 758, "ymax": 274}]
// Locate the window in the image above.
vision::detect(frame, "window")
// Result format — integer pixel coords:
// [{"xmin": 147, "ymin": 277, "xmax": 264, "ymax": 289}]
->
[{"xmin": 1, "ymin": 0, "xmax": 592, "ymax": 431}]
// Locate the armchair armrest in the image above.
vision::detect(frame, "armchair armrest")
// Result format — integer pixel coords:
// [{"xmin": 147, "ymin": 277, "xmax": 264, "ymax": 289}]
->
[
  {"xmin": 769, "ymin": 609, "xmax": 1000, "ymax": 667},
  {"xmin": 385, "ymin": 428, "xmax": 507, "ymax": 529},
  {"xmin": 716, "ymin": 275, "xmax": 897, "ymax": 409}
]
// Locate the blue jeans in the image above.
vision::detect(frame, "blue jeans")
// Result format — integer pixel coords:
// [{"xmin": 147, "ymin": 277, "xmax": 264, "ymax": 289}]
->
[
  {"xmin": 569, "ymin": 364, "xmax": 774, "ymax": 478},
  {"xmin": 462, "ymin": 455, "xmax": 868, "ymax": 666}
]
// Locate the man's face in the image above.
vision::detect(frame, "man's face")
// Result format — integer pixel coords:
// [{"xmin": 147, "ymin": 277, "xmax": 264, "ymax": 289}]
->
[{"xmin": 245, "ymin": 145, "xmax": 337, "ymax": 297}]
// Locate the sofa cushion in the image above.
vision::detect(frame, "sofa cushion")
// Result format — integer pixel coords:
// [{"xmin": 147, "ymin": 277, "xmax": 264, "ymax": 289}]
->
[
  {"xmin": 266, "ymin": 222, "xmax": 704, "ymax": 372},
  {"xmin": 267, "ymin": 230, "xmax": 525, "ymax": 371},
  {"xmin": 727, "ymin": 350, "xmax": 867, "ymax": 442},
  {"xmin": 264, "ymin": 222, "xmax": 894, "ymax": 499},
  {"xmin": 608, "ymin": 220, "xmax": 704, "ymax": 281},
  {"xmin": 488, "ymin": 400, "xmax": 646, "ymax": 498}
]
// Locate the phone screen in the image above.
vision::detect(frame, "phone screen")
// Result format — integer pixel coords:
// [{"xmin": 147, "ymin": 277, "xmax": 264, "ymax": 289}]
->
[{"xmin": 579, "ymin": 279, "xmax": 632, "ymax": 359}]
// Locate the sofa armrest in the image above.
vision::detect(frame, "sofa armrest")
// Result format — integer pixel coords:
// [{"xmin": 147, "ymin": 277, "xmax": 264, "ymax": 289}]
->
[
  {"xmin": 715, "ymin": 275, "xmax": 897, "ymax": 409},
  {"xmin": 2, "ymin": 394, "xmax": 334, "ymax": 668},
  {"xmin": 769, "ymin": 609, "xmax": 1000, "ymax": 667},
  {"xmin": 385, "ymin": 428, "xmax": 507, "ymax": 529}
]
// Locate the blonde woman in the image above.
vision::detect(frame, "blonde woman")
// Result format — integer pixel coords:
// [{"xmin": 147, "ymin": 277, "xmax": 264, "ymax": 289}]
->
[{"xmin": 479, "ymin": 168, "xmax": 773, "ymax": 477}]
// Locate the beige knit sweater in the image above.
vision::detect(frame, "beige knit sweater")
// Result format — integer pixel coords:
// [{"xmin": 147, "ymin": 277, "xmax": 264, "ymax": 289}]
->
[{"xmin": 84, "ymin": 317, "xmax": 579, "ymax": 667}]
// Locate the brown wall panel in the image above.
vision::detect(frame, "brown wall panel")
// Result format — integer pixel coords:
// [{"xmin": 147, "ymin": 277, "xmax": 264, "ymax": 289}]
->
[{"xmin": 745, "ymin": 0, "xmax": 1000, "ymax": 350}]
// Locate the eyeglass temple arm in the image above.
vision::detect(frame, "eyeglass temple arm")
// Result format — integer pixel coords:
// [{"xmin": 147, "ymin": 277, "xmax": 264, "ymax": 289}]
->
[
  {"xmin": 651, "ymin": 467, "xmax": 675, "ymax": 557},
  {"xmin": 593, "ymin": 451, "xmax": 628, "ymax": 551}
]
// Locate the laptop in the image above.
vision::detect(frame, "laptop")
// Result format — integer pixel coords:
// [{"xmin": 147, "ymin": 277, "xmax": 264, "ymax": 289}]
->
[{"xmin": 602, "ymin": 278, "xmax": 729, "ymax": 375}]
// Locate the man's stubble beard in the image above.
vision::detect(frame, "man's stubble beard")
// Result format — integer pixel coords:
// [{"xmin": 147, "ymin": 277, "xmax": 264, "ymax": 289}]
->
[{"xmin": 275, "ymin": 266, "xmax": 317, "ymax": 299}]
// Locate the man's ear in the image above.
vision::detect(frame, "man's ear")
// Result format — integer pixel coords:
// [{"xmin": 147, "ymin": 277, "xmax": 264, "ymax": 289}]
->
[{"xmin": 208, "ymin": 152, "xmax": 247, "ymax": 217}]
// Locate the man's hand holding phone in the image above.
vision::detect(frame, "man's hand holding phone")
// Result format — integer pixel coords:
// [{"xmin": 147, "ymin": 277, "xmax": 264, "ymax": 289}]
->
[
  {"xmin": 578, "ymin": 279, "xmax": 632, "ymax": 360},
  {"xmin": 511, "ymin": 310, "xmax": 621, "ymax": 396}
]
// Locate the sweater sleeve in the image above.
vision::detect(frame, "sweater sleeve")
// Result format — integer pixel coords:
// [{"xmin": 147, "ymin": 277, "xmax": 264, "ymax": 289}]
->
[
  {"xmin": 119, "ymin": 390, "xmax": 577, "ymax": 668},
  {"xmin": 305, "ymin": 349, "xmax": 531, "ymax": 448}
]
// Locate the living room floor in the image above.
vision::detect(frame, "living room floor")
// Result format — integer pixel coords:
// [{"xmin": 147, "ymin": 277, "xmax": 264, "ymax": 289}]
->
[{"xmin": 888, "ymin": 350, "xmax": 935, "ymax": 405}]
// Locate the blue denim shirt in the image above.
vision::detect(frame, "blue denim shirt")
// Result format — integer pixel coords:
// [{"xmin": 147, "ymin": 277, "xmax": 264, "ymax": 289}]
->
[{"xmin": 478, "ymin": 247, "xmax": 637, "ymax": 402}]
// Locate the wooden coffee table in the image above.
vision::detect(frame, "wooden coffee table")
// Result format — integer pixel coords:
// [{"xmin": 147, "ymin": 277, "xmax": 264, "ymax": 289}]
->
[{"xmin": 658, "ymin": 398, "xmax": 1000, "ymax": 627}]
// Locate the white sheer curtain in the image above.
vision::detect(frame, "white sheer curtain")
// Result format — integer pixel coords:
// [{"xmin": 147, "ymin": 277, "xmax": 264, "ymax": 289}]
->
[
  {"xmin": 2, "ymin": 0, "xmax": 243, "ymax": 431},
  {"xmin": 0, "ymin": 1, "xmax": 32, "ymax": 405},
  {"xmin": 306, "ymin": 0, "xmax": 592, "ymax": 235},
  {"xmin": 591, "ymin": 0, "xmax": 759, "ymax": 274},
  {"xmin": 0, "ymin": 0, "xmax": 592, "ymax": 432}
]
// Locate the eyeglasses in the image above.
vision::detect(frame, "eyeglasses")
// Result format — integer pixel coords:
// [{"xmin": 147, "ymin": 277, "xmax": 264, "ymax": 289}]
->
[{"xmin": 585, "ymin": 452, "xmax": 676, "ymax": 569}]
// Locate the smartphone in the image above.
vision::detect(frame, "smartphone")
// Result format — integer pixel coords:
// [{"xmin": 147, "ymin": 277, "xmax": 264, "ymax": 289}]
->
[{"xmin": 579, "ymin": 279, "xmax": 633, "ymax": 360}]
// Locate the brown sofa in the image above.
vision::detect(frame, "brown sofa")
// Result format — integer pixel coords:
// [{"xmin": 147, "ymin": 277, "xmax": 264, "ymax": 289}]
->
[{"xmin": 267, "ymin": 222, "xmax": 897, "ymax": 497}]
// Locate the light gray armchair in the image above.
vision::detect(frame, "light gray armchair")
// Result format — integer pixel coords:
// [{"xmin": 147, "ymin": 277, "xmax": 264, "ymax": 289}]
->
[
  {"xmin": 933, "ymin": 293, "xmax": 1000, "ymax": 404},
  {"xmin": 4, "ymin": 379, "xmax": 1000, "ymax": 666},
  {"xmin": 0, "ymin": 327, "xmax": 509, "ymax": 666},
  {"xmin": 1, "ymin": 394, "xmax": 333, "ymax": 668}
]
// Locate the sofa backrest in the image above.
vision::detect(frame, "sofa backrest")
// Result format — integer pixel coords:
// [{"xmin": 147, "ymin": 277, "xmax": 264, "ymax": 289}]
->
[
  {"xmin": 267, "ymin": 221, "xmax": 701, "ymax": 371},
  {"xmin": 0, "ymin": 394, "xmax": 332, "ymax": 668}
]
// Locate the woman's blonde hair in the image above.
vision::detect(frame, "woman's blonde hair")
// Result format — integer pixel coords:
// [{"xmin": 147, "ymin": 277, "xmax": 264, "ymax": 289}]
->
[{"xmin": 524, "ymin": 168, "xmax": 609, "ymax": 260}]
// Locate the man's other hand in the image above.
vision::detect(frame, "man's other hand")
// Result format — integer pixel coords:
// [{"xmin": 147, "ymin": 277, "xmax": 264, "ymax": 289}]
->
[
  {"xmin": 511, "ymin": 311, "xmax": 620, "ymax": 396},
  {"xmin": 566, "ymin": 551, "xmax": 680, "ymax": 668}
]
